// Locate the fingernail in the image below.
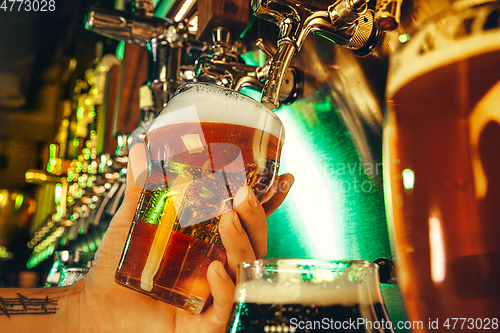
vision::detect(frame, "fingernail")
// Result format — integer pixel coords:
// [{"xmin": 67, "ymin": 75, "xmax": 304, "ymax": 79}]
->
[
  {"xmin": 216, "ymin": 261, "xmax": 230, "ymax": 282},
  {"xmin": 233, "ymin": 186, "xmax": 250, "ymax": 207},
  {"xmin": 280, "ymin": 176, "xmax": 295, "ymax": 193}
]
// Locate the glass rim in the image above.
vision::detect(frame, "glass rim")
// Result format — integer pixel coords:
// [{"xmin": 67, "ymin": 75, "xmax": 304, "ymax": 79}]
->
[
  {"xmin": 238, "ymin": 258, "xmax": 377, "ymax": 269},
  {"xmin": 172, "ymin": 82, "xmax": 285, "ymax": 129}
]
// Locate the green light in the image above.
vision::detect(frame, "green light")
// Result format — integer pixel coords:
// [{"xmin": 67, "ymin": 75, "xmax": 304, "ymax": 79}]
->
[
  {"xmin": 154, "ymin": 0, "xmax": 175, "ymax": 18},
  {"xmin": 240, "ymin": 86, "xmax": 262, "ymax": 101},
  {"xmin": 27, "ymin": 257, "xmax": 33, "ymax": 269},
  {"xmin": 48, "ymin": 244, "xmax": 55, "ymax": 256},
  {"xmin": 271, "ymin": 105, "xmax": 344, "ymax": 258},
  {"xmin": 14, "ymin": 194, "xmax": 24, "ymax": 210},
  {"xmin": 50, "ymin": 144, "xmax": 57, "ymax": 158},
  {"xmin": 240, "ymin": 51, "xmax": 263, "ymax": 67},
  {"xmin": 0, "ymin": 246, "xmax": 8, "ymax": 259},
  {"xmin": 47, "ymin": 144, "xmax": 58, "ymax": 172},
  {"xmin": 77, "ymin": 107, "xmax": 84, "ymax": 120},
  {"xmin": 99, "ymin": 155, "xmax": 106, "ymax": 173},
  {"xmin": 402, "ymin": 169, "xmax": 415, "ymax": 190},
  {"xmin": 60, "ymin": 234, "xmax": 67, "ymax": 246},
  {"xmin": 55, "ymin": 184, "xmax": 62, "ymax": 205},
  {"xmin": 56, "ymin": 205, "xmax": 63, "ymax": 219},
  {"xmin": 117, "ymin": 135, "xmax": 123, "ymax": 148},
  {"xmin": 116, "ymin": 41, "xmax": 125, "ymax": 61},
  {"xmin": 399, "ymin": 33, "xmax": 411, "ymax": 43}
]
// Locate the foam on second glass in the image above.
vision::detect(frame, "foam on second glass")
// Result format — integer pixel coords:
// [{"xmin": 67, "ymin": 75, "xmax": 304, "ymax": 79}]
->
[
  {"xmin": 148, "ymin": 83, "xmax": 284, "ymax": 140},
  {"xmin": 234, "ymin": 267, "xmax": 383, "ymax": 307}
]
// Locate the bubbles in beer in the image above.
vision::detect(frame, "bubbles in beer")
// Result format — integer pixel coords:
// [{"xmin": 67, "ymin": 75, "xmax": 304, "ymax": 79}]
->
[{"xmin": 226, "ymin": 263, "xmax": 391, "ymax": 332}]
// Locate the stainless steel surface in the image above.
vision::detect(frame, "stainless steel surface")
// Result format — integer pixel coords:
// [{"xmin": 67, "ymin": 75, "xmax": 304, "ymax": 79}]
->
[
  {"xmin": 252, "ymin": 0, "xmax": 382, "ymax": 109},
  {"xmin": 86, "ymin": 8, "xmax": 173, "ymax": 46},
  {"xmin": 86, "ymin": 6, "xmax": 192, "ymax": 112},
  {"xmin": 191, "ymin": 28, "xmax": 304, "ymax": 105}
]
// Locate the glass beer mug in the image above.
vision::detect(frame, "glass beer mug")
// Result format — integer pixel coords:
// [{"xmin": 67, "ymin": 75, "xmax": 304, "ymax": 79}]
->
[
  {"xmin": 385, "ymin": 0, "xmax": 500, "ymax": 329},
  {"xmin": 115, "ymin": 82, "xmax": 285, "ymax": 314},
  {"xmin": 226, "ymin": 259, "xmax": 394, "ymax": 333}
]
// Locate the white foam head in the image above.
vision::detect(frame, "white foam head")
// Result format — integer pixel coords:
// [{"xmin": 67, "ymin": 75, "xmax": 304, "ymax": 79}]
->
[
  {"xmin": 148, "ymin": 83, "xmax": 284, "ymax": 139},
  {"xmin": 387, "ymin": 3, "xmax": 500, "ymax": 97},
  {"xmin": 234, "ymin": 262, "xmax": 384, "ymax": 306}
]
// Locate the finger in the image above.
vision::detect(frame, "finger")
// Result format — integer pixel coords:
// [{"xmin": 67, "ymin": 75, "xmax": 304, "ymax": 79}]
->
[
  {"xmin": 127, "ymin": 142, "xmax": 148, "ymax": 194},
  {"xmin": 219, "ymin": 209, "xmax": 256, "ymax": 279},
  {"xmin": 93, "ymin": 153, "xmax": 146, "ymax": 272},
  {"xmin": 107, "ymin": 143, "xmax": 148, "ymax": 232},
  {"xmin": 262, "ymin": 173, "xmax": 294, "ymax": 217},
  {"xmin": 233, "ymin": 186, "xmax": 267, "ymax": 259},
  {"xmin": 206, "ymin": 261, "xmax": 235, "ymax": 326}
]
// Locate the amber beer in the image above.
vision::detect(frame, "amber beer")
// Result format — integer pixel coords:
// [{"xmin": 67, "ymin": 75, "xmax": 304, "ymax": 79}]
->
[
  {"xmin": 226, "ymin": 260, "xmax": 394, "ymax": 333},
  {"xmin": 115, "ymin": 83, "xmax": 284, "ymax": 314},
  {"xmin": 385, "ymin": 2, "xmax": 500, "ymax": 328}
]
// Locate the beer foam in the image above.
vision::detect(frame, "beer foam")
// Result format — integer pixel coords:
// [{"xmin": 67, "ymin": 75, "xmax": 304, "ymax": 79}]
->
[
  {"xmin": 387, "ymin": 4, "xmax": 500, "ymax": 97},
  {"xmin": 148, "ymin": 83, "xmax": 284, "ymax": 139},
  {"xmin": 234, "ymin": 272, "xmax": 383, "ymax": 306}
]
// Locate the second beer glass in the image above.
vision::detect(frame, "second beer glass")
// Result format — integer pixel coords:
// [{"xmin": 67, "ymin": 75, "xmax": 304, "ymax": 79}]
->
[
  {"xmin": 226, "ymin": 259, "xmax": 394, "ymax": 333},
  {"xmin": 115, "ymin": 83, "xmax": 285, "ymax": 313}
]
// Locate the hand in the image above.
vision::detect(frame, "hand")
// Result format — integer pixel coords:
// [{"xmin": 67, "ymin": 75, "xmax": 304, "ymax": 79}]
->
[{"xmin": 75, "ymin": 144, "xmax": 294, "ymax": 333}]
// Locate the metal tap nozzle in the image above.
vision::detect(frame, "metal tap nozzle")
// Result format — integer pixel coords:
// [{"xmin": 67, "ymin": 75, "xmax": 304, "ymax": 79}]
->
[
  {"xmin": 86, "ymin": 6, "xmax": 191, "ymax": 113},
  {"xmin": 252, "ymin": 0, "xmax": 382, "ymax": 109},
  {"xmin": 192, "ymin": 30, "xmax": 302, "ymax": 105},
  {"xmin": 85, "ymin": 7, "xmax": 173, "ymax": 47}
]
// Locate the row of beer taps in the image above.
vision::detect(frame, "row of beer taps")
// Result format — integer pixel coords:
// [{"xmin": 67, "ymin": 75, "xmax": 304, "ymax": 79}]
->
[
  {"xmin": 28, "ymin": 0, "xmax": 403, "ymax": 278},
  {"xmin": 87, "ymin": 0, "xmax": 404, "ymax": 110}
]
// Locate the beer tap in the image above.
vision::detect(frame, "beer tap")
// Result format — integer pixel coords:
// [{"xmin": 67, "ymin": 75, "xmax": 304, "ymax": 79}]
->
[
  {"xmin": 86, "ymin": 3, "xmax": 190, "ymax": 113},
  {"xmin": 252, "ymin": 0, "xmax": 383, "ymax": 109},
  {"xmin": 193, "ymin": 27, "xmax": 303, "ymax": 104},
  {"xmin": 374, "ymin": 0, "xmax": 403, "ymax": 31}
]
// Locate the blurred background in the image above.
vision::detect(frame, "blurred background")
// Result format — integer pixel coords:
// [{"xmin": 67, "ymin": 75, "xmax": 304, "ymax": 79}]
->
[
  {"xmin": 0, "ymin": 0, "xmax": 107, "ymax": 286},
  {"xmin": 0, "ymin": 0, "xmax": 406, "ymax": 325}
]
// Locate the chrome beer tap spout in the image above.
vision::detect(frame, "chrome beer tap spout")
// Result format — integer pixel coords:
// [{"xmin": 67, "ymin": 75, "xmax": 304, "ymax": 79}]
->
[
  {"xmin": 85, "ymin": 7, "xmax": 174, "ymax": 47},
  {"xmin": 86, "ymin": 5, "xmax": 191, "ymax": 113},
  {"xmin": 193, "ymin": 27, "xmax": 303, "ymax": 105},
  {"xmin": 252, "ymin": 0, "xmax": 383, "ymax": 109}
]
